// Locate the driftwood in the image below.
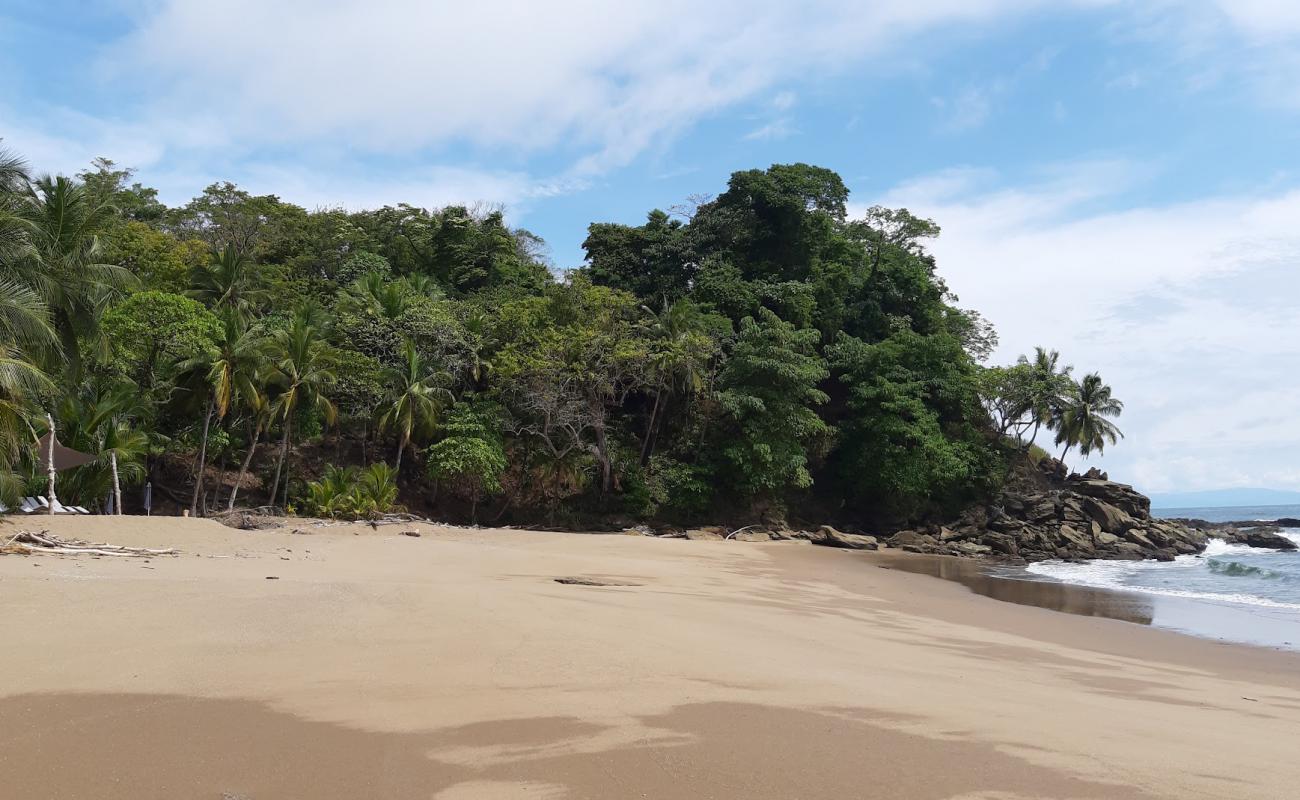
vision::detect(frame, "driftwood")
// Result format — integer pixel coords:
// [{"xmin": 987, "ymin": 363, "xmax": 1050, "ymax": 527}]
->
[{"xmin": 0, "ymin": 530, "xmax": 178, "ymax": 558}]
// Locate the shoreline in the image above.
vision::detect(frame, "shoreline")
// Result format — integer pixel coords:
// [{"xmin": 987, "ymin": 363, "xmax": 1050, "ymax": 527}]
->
[
  {"xmin": 3, "ymin": 516, "xmax": 1299, "ymax": 798},
  {"xmin": 863, "ymin": 548, "xmax": 1300, "ymax": 652}
]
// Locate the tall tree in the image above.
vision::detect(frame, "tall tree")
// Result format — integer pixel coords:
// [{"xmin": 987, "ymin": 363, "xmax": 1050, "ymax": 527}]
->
[
  {"xmin": 715, "ymin": 308, "xmax": 830, "ymax": 507},
  {"xmin": 266, "ymin": 304, "xmax": 337, "ymax": 507},
  {"xmin": 377, "ymin": 338, "xmax": 452, "ymax": 473},
  {"xmin": 181, "ymin": 314, "xmax": 267, "ymax": 516},
  {"xmin": 20, "ymin": 175, "xmax": 137, "ymax": 376},
  {"xmin": 1055, "ymin": 373, "xmax": 1124, "ymax": 463},
  {"xmin": 189, "ymin": 246, "xmax": 264, "ymax": 320}
]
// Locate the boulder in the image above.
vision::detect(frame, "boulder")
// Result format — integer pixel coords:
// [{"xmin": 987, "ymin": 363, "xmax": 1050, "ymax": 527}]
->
[
  {"xmin": 1023, "ymin": 494, "xmax": 1058, "ymax": 522},
  {"xmin": 730, "ymin": 529, "xmax": 772, "ymax": 543},
  {"xmin": 1069, "ymin": 479, "xmax": 1151, "ymax": 519},
  {"xmin": 810, "ymin": 526, "xmax": 879, "ymax": 550},
  {"xmin": 1107, "ymin": 542, "xmax": 1147, "ymax": 561},
  {"xmin": 950, "ymin": 541, "xmax": 993, "ymax": 556},
  {"xmin": 887, "ymin": 530, "xmax": 940, "ymax": 551},
  {"xmin": 1122, "ymin": 528, "xmax": 1156, "ymax": 551},
  {"xmin": 980, "ymin": 532, "xmax": 1019, "ymax": 557},
  {"xmin": 1224, "ymin": 528, "xmax": 1299, "ymax": 551},
  {"xmin": 1056, "ymin": 524, "xmax": 1094, "ymax": 554},
  {"xmin": 684, "ymin": 527, "xmax": 725, "ymax": 541},
  {"xmin": 938, "ymin": 526, "xmax": 965, "ymax": 542},
  {"xmin": 1080, "ymin": 497, "xmax": 1137, "ymax": 533}
]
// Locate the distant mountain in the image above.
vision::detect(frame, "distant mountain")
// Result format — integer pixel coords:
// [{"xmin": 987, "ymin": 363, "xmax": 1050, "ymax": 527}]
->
[{"xmin": 1149, "ymin": 488, "xmax": 1300, "ymax": 509}]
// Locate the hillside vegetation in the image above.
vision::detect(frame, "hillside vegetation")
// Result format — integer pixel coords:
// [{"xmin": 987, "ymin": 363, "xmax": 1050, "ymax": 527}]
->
[{"xmin": 0, "ymin": 150, "xmax": 1121, "ymax": 528}]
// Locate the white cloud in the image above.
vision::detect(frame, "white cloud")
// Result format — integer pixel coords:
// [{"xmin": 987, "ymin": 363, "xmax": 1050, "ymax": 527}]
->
[
  {"xmin": 94, "ymin": 0, "xmax": 1082, "ymax": 168},
  {"xmin": 743, "ymin": 118, "xmax": 798, "ymax": 141},
  {"xmin": 865, "ymin": 164, "xmax": 1300, "ymax": 492}
]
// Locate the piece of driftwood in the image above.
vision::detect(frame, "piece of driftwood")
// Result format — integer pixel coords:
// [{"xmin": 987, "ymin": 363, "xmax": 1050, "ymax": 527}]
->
[{"xmin": 0, "ymin": 530, "xmax": 178, "ymax": 558}]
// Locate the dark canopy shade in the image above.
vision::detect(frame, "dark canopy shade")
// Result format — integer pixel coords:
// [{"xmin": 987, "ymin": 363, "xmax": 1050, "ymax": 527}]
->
[{"xmin": 36, "ymin": 433, "xmax": 96, "ymax": 472}]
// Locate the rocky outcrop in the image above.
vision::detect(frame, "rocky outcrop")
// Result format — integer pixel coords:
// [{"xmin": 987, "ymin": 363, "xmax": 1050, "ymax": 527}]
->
[
  {"xmin": 874, "ymin": 461, "xmax": 1210, "ymax": 563},
  {"xmin": 1217, "ymin": 527, "xmax": 1298, "ymax": 551}
]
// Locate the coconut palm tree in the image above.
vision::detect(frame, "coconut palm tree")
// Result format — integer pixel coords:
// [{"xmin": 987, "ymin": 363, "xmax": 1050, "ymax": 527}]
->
[
  {"xmin": 639, "ymin": 298, "xmax": 716, "ymax": 464},
  {"xmin": 266, "ymin": 304, "xmax": 337, "ymax": 507},
  {"xmin": 340, "ymin": 270, "xmax": 409, "ymax": 321},
  {"xmin": 19, "ymin": 175, "xmax": 136, "ymax": 377},
  {"xmin": 1055, "ymin": 372, "xmax": 1124, "ymax": 464},
  {"xmin": 188, "ymin": 245, "xmax": 265, "ymax": 320},
  {"xmin": 1017, "ymin": 346, "xmax": 1074, "ymax": 449},
  {"xmin": 377, "ymin": 338, "xmax": 452, "ymax": 473},
  {"xmin": 180, "ymin": 314, "xmax": 268, "ymax": 515},
  {"xmin": 53, "ymin": 384, "xmax": 149, "ymax": 511}
]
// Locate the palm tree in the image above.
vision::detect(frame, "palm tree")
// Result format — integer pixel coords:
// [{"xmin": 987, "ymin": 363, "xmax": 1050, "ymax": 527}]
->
[
  {"xmin": 53, "ymin": 385, "xmax": 149, "ymax": 511},
  {"xmin": 639, "ymin": 299, "xmax": 715, "ymax": 464},
  {"xmin": 19, "ymin": 175, "xmax": 137, "ymax": 377},
  {"xmin": 461, "ymin": 311, "xmax": 491, "ymax": 378},
  {"xmin": 189, "ymin": 246, "xmax": 264, "ymax": 320},
  {"xmin": 1055, "ymin": 373, "xmax": 1124, "ymax": 464},
  {"xmin": 377, "ymin": 338, "xmax": 452, "ymax": 472},
  {"xmin": 1017, "ymin": 347, "xmax": 1074, "ymax": 450},
  {"xmin": 180, "ymin": 314, "xmax": 267, "ymax": 516},
  {"xmin": 0, "ymin": 147, "xmax": 35, "ymax": 272},
  {"xmin": 340, "ymin": 270, "xmax": 409, "ymax": 321},
  {"xmin": 266, "ymin": 304, "xmax": 337, "ymax": 508},
  {"xmin": 0, "ymin": 344, "xmax": 54, "ymax": 505}
]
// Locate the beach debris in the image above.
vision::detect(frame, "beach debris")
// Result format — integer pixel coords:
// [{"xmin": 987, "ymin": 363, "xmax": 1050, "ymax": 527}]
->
[
  {"xmin": 0, "ymin": 530, "xmax": 178, "ymax": 558},
  {"xmin": 554, "ymin": 576, "xmax": 640, "ymax": 587},
  {"xmin": 265, "ymin": 576, "xmax": 279, "ymax": 580},
  {"xmin": 401, "ymin": 529, "xmax": 421, "ymax": 537}
]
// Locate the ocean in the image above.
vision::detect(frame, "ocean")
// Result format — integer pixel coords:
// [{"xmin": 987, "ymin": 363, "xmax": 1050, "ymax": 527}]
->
[{"xmin": 1015, "ymin": 504, "xmax": 1300, "ymax": 649}]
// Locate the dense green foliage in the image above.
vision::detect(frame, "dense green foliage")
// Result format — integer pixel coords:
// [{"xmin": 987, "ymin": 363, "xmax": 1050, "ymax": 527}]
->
[{"xmin": 0, "ymin": 146, "xmax": 1123, "ymax": 526}]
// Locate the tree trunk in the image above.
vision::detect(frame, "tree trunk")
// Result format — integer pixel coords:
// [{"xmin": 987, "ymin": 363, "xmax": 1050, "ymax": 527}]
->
[
  {"xmin": 110, "ymin": 451, "xmax": 122, "ymax": 515},
  {"xmin": 639, "ymin": 387, "xmax": 663, "ymax": 466},
  {"xmin": 589, "ymin": 393, "xmax": 612, "ymax": 493},
  {"xmin": 270, "ymin": 422, "xmax": 290, "ymax": 509},
  {"xmin": 190, "ymin": 398, "xmax": 215, "ymax": 517},
  {"xmin": 277, "ymin": 426, "xmax": 293, "ymax": 509},
  {"xmin": 395, "ymin": 432, "xmax": 407, "ymax": 473},
  {"xmin": 227, "ymin": 419, "xmax": 263, "ymax": 511},
  {"xmin": 1026, "ymin": 419, "xmax": 1041, "ymax": 450},
  {"xmin": 46, "ymin": 413, "xmax": 57, "ymax": 515}
]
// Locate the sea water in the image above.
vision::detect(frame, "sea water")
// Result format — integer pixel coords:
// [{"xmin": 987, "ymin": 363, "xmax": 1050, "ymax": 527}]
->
[{"xmin": 1018, "ymin": 504, "xmax": 1300, "ymax": 648}]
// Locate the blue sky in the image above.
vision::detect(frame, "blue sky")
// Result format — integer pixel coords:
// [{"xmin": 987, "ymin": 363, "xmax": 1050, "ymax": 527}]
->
[{"xmin": 4, "ymin": 0, "xmax": 1300, "ymax": 493}]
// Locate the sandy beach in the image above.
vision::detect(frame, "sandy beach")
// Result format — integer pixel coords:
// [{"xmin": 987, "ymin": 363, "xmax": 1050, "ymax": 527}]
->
[{"xmin": 2, "ymin": 516, "xmax": 1299, "ymax": 799}]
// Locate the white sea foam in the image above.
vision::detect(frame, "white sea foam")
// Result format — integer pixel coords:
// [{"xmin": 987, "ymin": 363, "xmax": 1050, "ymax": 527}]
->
[
  {"xmin": 1025, "ymin": 558, "xmax": 1300, "ymax": 611},
  {"xmin": 1202, "ymin": 538, "xmax": 1260, "ymax": 556}
]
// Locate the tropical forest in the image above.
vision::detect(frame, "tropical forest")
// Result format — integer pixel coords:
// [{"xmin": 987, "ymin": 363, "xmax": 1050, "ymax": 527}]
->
[{"xmin": 0, "ymin": 150, "xmax": 1123, "ymax": 529}]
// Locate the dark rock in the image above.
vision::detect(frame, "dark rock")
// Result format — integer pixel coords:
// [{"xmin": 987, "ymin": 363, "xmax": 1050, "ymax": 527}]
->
[
  {"xmin": 1080, "ymin": 497, "xmax": 1138, "ymax": 533},
  {"xmin": 1069, "ymin": 479, "xmax": 1151, "ymax": 519},
  {"xmin": 1056, "ymin": 524, "xmax": 1094, "ymax": 554},
  {"xmin": 1218, "ymin": 528, "xmax": 1298, "ymax": 551}
]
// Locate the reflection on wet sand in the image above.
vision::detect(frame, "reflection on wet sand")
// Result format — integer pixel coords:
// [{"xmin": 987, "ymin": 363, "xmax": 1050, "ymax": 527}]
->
[{"xmin": 870, "ymin": 552, "xmax": 1156, "ymax": 625}]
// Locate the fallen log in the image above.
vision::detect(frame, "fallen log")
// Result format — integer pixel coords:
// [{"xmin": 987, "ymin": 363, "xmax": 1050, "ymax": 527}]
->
[{"xmin": 0, "ymin": 530, "xmax": 178, "ymax": 558}]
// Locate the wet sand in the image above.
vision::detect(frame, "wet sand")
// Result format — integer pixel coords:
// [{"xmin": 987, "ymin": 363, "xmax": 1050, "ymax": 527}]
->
[
  {"xmin": 869, "ymin": 549, "xmax": 1300, "ymax": 650},
  {"xmin": 2, "ymin": 516, "xmax": 1299, "ymax": 799}
]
